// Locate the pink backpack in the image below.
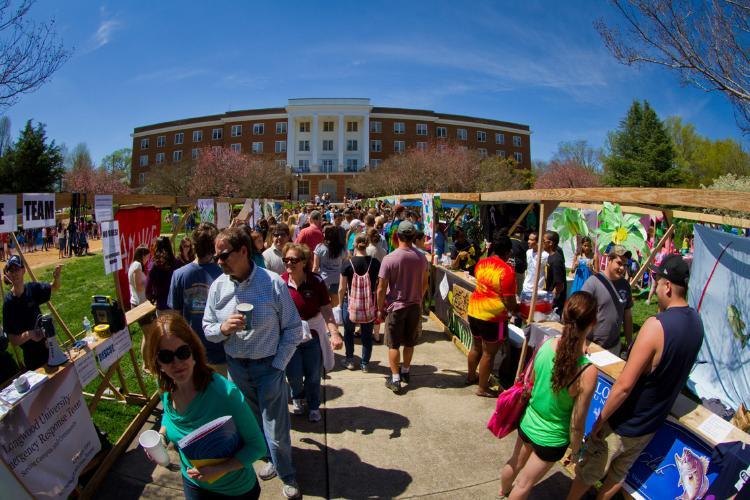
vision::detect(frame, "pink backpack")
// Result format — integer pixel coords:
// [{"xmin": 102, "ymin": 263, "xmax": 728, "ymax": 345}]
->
[{"xmin": 347, "ymin": 258, "xmax": 376, "ymax": 324}]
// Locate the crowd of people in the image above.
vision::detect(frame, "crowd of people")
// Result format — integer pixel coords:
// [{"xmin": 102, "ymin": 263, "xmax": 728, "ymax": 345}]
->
[{"xmin": 0, "ymin": 218, "xmax": 99, "ymax": 262}]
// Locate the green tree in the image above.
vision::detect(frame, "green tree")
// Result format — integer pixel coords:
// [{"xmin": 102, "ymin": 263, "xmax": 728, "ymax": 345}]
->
[
  {"xmin": 66, "ymin": 142, "xmax": 93, "ymax": 171},
  {"xmin": 604, "ymin": 100, "xmax": 679, "ymax": 187},
  {"xmin": 0, "ymin": 119, "xmax": 64, "ymax": 193},
  {"xmin": 553, "ymin": 140, "xmax": 603, "ymax": 171},
  {"xmin": 100, "ymin": 147, "xmax": 132, "ymax": 181}
]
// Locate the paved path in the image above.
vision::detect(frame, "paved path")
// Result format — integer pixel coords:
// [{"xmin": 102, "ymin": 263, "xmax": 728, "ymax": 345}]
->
[{"xmin": 96, "ymin": 315, "xmax": 571, "ymax": 499}]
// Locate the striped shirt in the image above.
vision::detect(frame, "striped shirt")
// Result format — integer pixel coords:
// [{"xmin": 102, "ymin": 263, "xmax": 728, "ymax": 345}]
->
[{"xmin": 203, "ymin": 265, "xmax": 303, "ymax": 370}]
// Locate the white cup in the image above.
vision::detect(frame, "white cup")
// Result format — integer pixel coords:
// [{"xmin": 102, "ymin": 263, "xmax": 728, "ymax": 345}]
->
[
  {"xmin": 139, "ymin": 430, "xmax": 170, "ymax": 466},
  {"xmin": 236, "ymin": 303, "xmax": 254, "ymax": 328},
  {"xmin": 14, "ymin": 374, "xmax": 30, "ymax": 393}
]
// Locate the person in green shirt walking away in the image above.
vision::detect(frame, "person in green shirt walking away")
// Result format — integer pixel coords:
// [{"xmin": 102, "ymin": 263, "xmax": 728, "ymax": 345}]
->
[
  {"xmin": 145, "ymin": 312, "xmax": 268, "ymax": 499},
  {"xmin": 498, "ymin": 292, "xmax": 599, "ymax": 499}
]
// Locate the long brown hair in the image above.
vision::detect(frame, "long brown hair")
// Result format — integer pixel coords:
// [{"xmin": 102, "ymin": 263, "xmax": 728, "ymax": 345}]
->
[
  {"xmin": 551, "ymin": 291, "xmax": 597, "ymax": 392},
  {"xmin": 146, "ymin": 312, "xmax": 214, "ymax": 393}
]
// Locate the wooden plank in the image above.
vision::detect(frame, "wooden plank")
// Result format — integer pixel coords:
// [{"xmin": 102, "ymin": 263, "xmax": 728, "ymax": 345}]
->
[
  {"xmin": 630, "ymin": 223, "xmax": 675, "ymax": 287},
  {"xmin": 508, "ymin": 203, "xmax": 534, "ymax": 235},
  {"xmin": 125, "ymin": 301, "xmax": 157, "ymax": 325}
]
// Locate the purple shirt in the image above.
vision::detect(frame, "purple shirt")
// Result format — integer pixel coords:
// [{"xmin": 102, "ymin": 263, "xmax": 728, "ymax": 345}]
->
[{"xmin": 378, "ymin": 247, "xmax": 427, "ymax": 312}]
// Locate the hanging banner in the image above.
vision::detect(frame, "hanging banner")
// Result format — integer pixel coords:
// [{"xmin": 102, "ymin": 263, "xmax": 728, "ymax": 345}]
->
[
  {"xmin": 101, "ymin": 220, "xmax": 122, "ymax": 275},
  {"xmin": 94, "ymin": 194, "xmax": 113, "ymax": 222},
  {"xmin": 115, "ymin": 207, "xmax": 161, "ymax": 306},
  {"xmin": 422, "ymin": 193, "xmax": 434, "ymax": 242},
  {"xmin": 237, "ymin": 199, "xmax": 252, "ymax": 222},
  {"xmin": 216, "ymin": 202, "xmax": 230, "ymax": 229},
  {"xmin": 21, "ymin": 193, "xmax": 55, "ymax": 229},
  {"xmin": 197, "ymin": 199, "xmax": 215, "ymax": 223},
  {"xmin": 0, "ymin": 366, "xmax": 101, "ymax": 499},
  {"xmin": 0, "ymin": 194, "xmax": 16, "ymax": 233},
  {"xmin": 264, "ymin": 200, "xmax": 275, "ymax": 219},
  {"xmin": 252, "ymin": 199, "xmax": 261, "ymax": 227}
]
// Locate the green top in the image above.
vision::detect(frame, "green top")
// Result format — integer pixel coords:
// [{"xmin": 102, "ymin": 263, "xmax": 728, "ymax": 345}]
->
[
  {"xmin": 519, "ymin": 340, "xmax": 589, "ymax": 447},
  {"xmin": 162, "ymin": 373, "xmax": 267, "ymax": 495}
]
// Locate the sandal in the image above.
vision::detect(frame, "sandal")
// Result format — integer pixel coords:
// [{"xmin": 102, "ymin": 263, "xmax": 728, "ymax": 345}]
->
[{"xmin": 475, "ymin": 389, "xmax": 496, "ymax": 398}]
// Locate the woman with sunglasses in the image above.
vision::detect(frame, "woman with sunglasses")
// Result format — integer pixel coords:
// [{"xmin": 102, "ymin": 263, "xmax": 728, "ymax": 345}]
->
[
  {"xmin": 176, "ymin": 237, "xmax": 196, "ymax": 268},
  {"xmin": 147, "ymin": 312, "xmax": 267, "ymax": 499},
  {"xmin": 281, "ymin": 243, "xmax": 343, "ymax": 422}
]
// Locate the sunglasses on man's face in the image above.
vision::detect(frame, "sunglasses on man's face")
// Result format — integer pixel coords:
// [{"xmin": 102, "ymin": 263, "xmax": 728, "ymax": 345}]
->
[
  {"xmin": 273, "ymin": 233, "xmax": 288, "ymax": 238},
  {"xmin": 282, "ymin": 257, "xmax": 303, "ymax": 265},
  {"xmin": 214, "ymin": 248, "xmax": 237, "ymax": 262},
  {"xmin": 157, "ymin": 344, "xmax": 192, "ymax": 364}
]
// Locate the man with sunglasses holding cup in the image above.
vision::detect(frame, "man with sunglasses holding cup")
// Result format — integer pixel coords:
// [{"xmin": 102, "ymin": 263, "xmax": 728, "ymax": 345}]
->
[{"xmin": 203, "ymin": 227, "xmax": 303, "ymax": 499}]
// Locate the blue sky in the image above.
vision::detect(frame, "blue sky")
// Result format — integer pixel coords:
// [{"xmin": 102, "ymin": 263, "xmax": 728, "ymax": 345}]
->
[{"xmin": 6, "ymin": 0, "xmax": 743, "ymax": 166}]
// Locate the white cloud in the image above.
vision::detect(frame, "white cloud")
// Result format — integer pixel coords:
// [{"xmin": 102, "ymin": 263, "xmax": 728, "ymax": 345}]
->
[
  {"xmin": 129, "ymin": 68, "xmax": 208, "ymax": 84},
  {"xmin": 83, "ymin": 8, "xmax": 122, "ymax": 53}
]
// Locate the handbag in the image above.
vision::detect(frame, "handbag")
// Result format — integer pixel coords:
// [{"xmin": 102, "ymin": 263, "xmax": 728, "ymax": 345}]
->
[{"xmin": 487, "ymin": 338, "xmax": 549, "ymax": 439}]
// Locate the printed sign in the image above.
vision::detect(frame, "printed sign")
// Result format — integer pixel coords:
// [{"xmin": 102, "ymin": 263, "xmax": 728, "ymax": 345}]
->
[
  {"xmin": 252, "ymin": 199, "xmax": 261, "ymax": 227},
  {"xmin": 114, "ymin": 207, "xmax": 161, "ymax": 306},
  {"xmin": 585, "ymin": 374, "xmax": 613, "ymax": 436},
  {"xmin": 0, "ymin": 194, "xmax": 17, "ymax": 233},
  {"xmin": 73, "ymin": 349, "xmax": 98, "ymax": 387},
  {"xmin": 0, "ymin": 366, "xmax": 101, "ymax": 499},
  {"xmin": 422, "ymin": 193, "xmax": 434, "ymax": 242},
  {"xmin": 101, "ymin": 220, "xmax": 122, "ymax": 275},
  {"xmin": 451, "ymin": 284, "xmax": 471, "ymax": 320},
  {"xmin": 21, "ymin": 193, "xmax": 55, "ymax": 229},
  {"xmin": 197, "ymin": 198, "xmax": 215, "ymax": 223},
  {"xmin": 94, "ymin": 194, "xmax": 113, "ymax": 222},
  {"xmin": 216, "ymin": 202, "xmax": 230, "ymax": 229},
  {"xmin": 112, "ymin": 328, "xmax": 132, "ymax": 360}
]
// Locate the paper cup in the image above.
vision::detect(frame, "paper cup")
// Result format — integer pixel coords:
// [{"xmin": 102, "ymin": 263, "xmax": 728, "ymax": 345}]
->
[
  {"xmin": 236, "ymin": 303, "xmax": 254, "ymax": 327},
  {"xmin": 139, "ymin": 430, "xmax": 170, "ymax": 466},
  {"xmin": 14, "ymin": 374, "xmax": 30, "ymax": 393}
]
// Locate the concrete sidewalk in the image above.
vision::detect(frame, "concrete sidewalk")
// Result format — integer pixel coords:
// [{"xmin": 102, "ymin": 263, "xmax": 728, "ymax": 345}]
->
[{"xmin": 95, "ymin": 315, "xmax": 571, "ymax": 499}]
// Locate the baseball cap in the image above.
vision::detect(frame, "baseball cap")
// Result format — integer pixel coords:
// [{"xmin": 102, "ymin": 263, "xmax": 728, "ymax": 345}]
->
[
  {"xmin": 397, "ymin": 220, "xmax": 416, "ymax": 236},
  {"xmin": 4, "ymin": 255, "xmax": 23, "ymax": 271},
  {"xmin": 608, "ymin": 245, "xmax": 632, "ymax": 260},
  {"xmin": 650, "ymin": 254, "xmax": 689, "ymax": 287}
]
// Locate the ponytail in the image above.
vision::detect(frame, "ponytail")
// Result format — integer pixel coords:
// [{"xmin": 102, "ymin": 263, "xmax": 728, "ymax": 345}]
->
[{"xmin": 551, "ymin": 291, "xmax": 597, "ymax": 392}]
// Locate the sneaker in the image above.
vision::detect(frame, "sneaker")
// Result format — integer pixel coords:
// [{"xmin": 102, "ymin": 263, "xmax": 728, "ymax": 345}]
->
[
  {"xmin": 308, "ymin": 409, "xmax": 322, "ymax": 422},
  {"xmin": 400, "ymin": 370, "xmax": 411, "ymax": 384},
  {"xmin": 282, "ymin": 482, "xmax": 302, "ymax": 499},
  {"xmin": 361, "ymin": 363, "xmax": 369, "ymax": 373},
  {"xmin": 385, "ymin": 377, "xmax": 401, "ymax": 394},
  {"xmin": 258, "ymin": 461, "xmax": 277, "ymax": 481},
  {"xmin": 291, "ymin": 399, "xmax": 305, "ymax": 415},
  {"xmin": 343, "ymin": 358, "xmax": 356, "ymax": 370}
]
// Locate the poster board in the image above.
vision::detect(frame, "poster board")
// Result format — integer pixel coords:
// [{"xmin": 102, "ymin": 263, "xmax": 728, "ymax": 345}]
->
[
  {"xmin": 101, "ymin": 220, "xmax": 122, "ymax": 275},
  {"xmin": 216, "ymin": 202, "xmax": 230, "ymax": 229},
  {"xmin": 237, "ymin": 199, "xmax": 252, "ymax": 221},
  {"xmin": 94, "ymin": 194, "xmax": 114, "ymax": 222},
  {"xmin": 197, "ymin": 198, "xmax": 215, "ymax": 223},
  {"xmin": 21, "ymin": 193, "xmax": 55, "ymax": 229},
  {"xmin": 422, "ymin": 193, "xmax": 435, "ymax": 242},
  {"xmin": 114, "ymin": 207, "xmax": 161, "ymax": 306},
  {"xmin": 0, "ymin": 194, "xmax": 17, "ymax": 233}
]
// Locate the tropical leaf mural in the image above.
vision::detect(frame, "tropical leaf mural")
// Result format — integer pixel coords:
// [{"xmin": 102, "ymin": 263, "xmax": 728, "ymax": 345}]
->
[
  {"xmin": 550, "ymin": 208, "xmax": 589, "ymax": 244},
  {"xmin": 595, "ymin": 202, "xmax": 648, "ymax": 256}
]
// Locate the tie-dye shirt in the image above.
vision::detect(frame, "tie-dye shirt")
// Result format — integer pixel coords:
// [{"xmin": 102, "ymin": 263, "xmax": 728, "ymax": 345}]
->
[{"xmin": 467, "ymin": 255, "xmax": 516, "ymax": 322}]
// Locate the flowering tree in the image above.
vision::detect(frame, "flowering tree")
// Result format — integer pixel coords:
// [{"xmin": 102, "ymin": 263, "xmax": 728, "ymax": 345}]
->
[
  {"xmin": 533, "ymin": 160, "xmax": 603, "ymax": 189},
  {"xmin": 63, "ymin": 164, "xmax": 130, "ymax": 194},
  {"xmin": 188, "ymin": 147, "xmax": 289, "ymax": 198}
]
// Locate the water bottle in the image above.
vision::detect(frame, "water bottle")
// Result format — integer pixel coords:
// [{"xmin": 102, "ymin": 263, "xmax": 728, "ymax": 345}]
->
[{"xmin": 83, "ymin": 316, "xmax": 92, "ymax": 334}]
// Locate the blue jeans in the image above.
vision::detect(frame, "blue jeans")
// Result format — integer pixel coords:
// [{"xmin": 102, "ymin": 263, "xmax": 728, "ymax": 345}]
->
[
  {"xmin": 226, "ymin": 355, "xmax": 296, "ymax": 484},
  {"xmin": 285, "ymin": 339, "xmax": 322, "ymax": 410},
  {"xmin": 342, "ymin": 298, "xmax": 374, "ymax": 365},
  {"xmin": 182, "ymin": 475, "xmax": 260, "ymax": 499}
]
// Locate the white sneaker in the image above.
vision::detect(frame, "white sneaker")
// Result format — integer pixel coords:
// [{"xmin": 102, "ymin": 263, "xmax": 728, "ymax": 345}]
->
[
  {"xmin": 282, "ymin": 482, "xmax": 302, "ymax": 499},
  {"xmin": 258, "ymin": 461, "xmax": 277, "ymax": 480},
  {"xmin": 308, "ymin": 409, "xmax": 322, "ymax": 422},
  {"xmin": 291, "ymin": 399, "xmax": 305, "ymax": 415}
]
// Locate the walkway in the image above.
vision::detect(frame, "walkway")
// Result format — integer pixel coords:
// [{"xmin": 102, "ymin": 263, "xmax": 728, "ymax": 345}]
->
[{"xmin": 96, "ymin": 315, "xmax": 571, "ymax": 499}]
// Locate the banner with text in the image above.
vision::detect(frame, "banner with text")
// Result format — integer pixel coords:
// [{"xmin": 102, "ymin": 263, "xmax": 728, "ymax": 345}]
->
[
  {"xmin": 0, "ymin": 194, "xmax": 17, "ymax": 233},
  {"xmin": 0, "ymin": 366, "xmax": 101, "ymax": 499},
  {"xmin": 22, "ymin": 193, "xmax": 55, "ymax": 229},
  {"xmin": 94, "ymin": 194, "xmax": 114, "ymax": 222},
  {"xmin": 101, "ymin": 220, "xmax": 122, "ymax": 275},
  {"xmin": 115, "ymin": 207, "xmax": 161, "ymax": 306}
]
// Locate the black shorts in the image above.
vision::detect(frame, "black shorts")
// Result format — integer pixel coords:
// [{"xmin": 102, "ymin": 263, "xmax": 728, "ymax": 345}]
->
[
  {"xmin": 468, "ymin": 316, "xmax": 507, "ymax": 343},
  {"xmin": 385, "ymin": 304, "xmax": 421, "ymax": 348},
  {"xmin": 518, "ymin": 425, "xmax": 568, "ymax": 462}
]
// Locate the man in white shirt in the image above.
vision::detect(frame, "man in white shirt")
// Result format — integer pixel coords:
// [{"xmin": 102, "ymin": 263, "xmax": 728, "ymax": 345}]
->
[
  {"xmin": 522, "ymin": 232, "xmax": 548, "ymax": 294},
  {"xmin": 262, "ymin": 223, "xmax": 290, "ymax": 275}
]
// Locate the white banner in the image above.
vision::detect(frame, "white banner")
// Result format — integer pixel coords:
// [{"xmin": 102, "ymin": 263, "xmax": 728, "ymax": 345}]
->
[
  {"xmin": 216, "ymin": 202, "xmax": 230, "ymax": 229},
  {"xmin": 0, "ymin": 366, "xmax": 101, "ymax": 499},
  {"xmin": 94, "ymin": 194, "xmax": 113, "ymax": 222},
  {"xmin": 101, "ymin": 220, "xmax": 122, "ymax": 275},
  {"xmin": 237, "ymin": 199, "xmax": 252, "ymax": 222},
  {"xmin": 74, "ymin": 349, "xmax": 98, "ymax": 387},
  {"xmin": 197, "ymin": 199, "xmax": 215, "ymax": 223},
  {"xmin": 0, "ymin": 194, "xmax": 16, "ymax": 233},
  {"xmin": 94, "ymin": 328, "xmax": 131, "ymax": 372},
  {"xmin": 252, "ymin": 199, "xmax": 261, "ymax": 227},
  {"xmin": 21, "ymin": 193, "xmax": 55, "ymax": 229}
]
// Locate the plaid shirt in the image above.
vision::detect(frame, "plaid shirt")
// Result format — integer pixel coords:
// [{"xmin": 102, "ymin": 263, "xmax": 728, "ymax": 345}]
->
[{"xmin": 204, "ymin": 265, "xmax": 303, "ymax": 370}]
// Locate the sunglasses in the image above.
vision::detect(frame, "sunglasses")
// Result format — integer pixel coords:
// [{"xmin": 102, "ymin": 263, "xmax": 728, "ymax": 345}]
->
[
  {"xmin": 214, "ymin": 248, "xmax": 237, "ymax": 262},
  {"xmin": 273, "ymin": 233, "xmax": 288, "ymax": 238},
  {"xmin": 157, "ymin": 344, "xmax": 192, "ymax": 364},
  {"xmin": 282, "ymin": 257, "xmax": 303, "ymax": 265}
]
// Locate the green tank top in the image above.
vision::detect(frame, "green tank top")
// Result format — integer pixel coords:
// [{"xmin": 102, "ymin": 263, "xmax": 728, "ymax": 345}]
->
[{"xmin": 519, "ymin": 340, "xmax": 589, "ymax": 447}]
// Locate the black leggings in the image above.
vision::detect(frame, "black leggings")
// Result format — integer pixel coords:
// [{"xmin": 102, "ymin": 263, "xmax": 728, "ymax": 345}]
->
[{"xmin": 518, "ymin": 426, "xmax": 568, "ymax": 462}]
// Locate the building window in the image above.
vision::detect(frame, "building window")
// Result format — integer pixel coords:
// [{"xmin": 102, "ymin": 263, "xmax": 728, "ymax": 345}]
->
[
  {"xmin": 275, "ymin": 159, "xmax": 287, "ymax": 168},
  {"xmin": 496, "ymin": 150, "xmax": 506, "ymax": 158},
  {"xmin": 230, "ymin": 124, "xmax": 242, "ymax": 137},
  {"xmin": 416, "ymin": 123, "xmax": 428, "ymax": 136},
  {"xmin": 457, "ymin": 128, "xmax": 467, "ymax": 140},
  {"xmin": 322, "ymin": 159, "xmax": 334, "ymax": 172},
  {"xmin": 139, "ymin": 155, "xmax": 148, "ymax": 167},
  {"xmin": 322, "ymin": 139, "xmax": 333, "ymax": 151},
  {"xmin": 275, "ymin": 141, "xmax": 287, "ymax": 153},
  {"xmin": 416, "ymin": 142, "xmax": 427, "ymax": 151},
  {"xmin": 514, "ymin": 152, "xmax": 523, "ymax": 163},
  {"xmin": 255, "ymin": 124, "xmax": 268, "ymax": 135},
  {"xmin": 155, "ymin": 152, "xmax": 165, "ymax": 164},
  {"xmin": 477, "ymin": 131, "xmax": 487, "ymax": 142},
  {"xmin": 299, "ymin": 122, "xmax": 310, "ymax": 133},
  {"xmin": 437, "ymin": 126, "xmax": 447, "ymax": 138},
  {"xmin": 299, "ymin": 140, "xmax": 310, "ymax": 152},
  {"xmin": 140, "ymin": 138, "xmax": 149, "ymax": 149},
  {"xmin": 370, "ymin": 121, "xmax": 382, "ymax": 133},
  {"xmin": 347, "ymin": 121, "xmax": 358, "ymax": 132},
  {"xmin": 394, "ymin": 140, "xmax": 405, "ymax": 153},
  {"xmin": 370, "ymin": 159, "xmax": 382, "ymax": 168},
  {"xmin": 495, "ymin": 133, "xmax": 505, "ymax": 145},
  {"xmin": 346, "ymin": 139, "xmax": 358, "ymax": 152},
  {"xmin": 231, "ymin": 143, "xmax": 242, "ymax": 153},
  {"xmin": 212, "ymin": 128, "xmax": 223, "ymax": 140},
  {"xmin": 276, "ymin": 122, "xmax": 287, "ymax": 134},
  {"xmin": 298, "ymin": 159, "xmax": 310, "ymax": 171},
  {"xmin": 394, "ymin": 122, "xmax": 405, "ymax": 134},
  {"xmin": 173, "ymin": 150, "xmax": 183, "ymax": 162},
  {"xmin": 139, "ymin": 172, "xmax": 146, "ymax": 184},
  {"xmin": 478, "ymin": 148, "xmax": 488, "ymax": 158},
  {"xmin": 174, "ymin": 132, "xmax": 184, "ymax": 145},
  {"xmin": 370, "ymin": 139, "xmax": 382, "ymax": 152},
  {"xmin": 513, "ymin": 135, "xmax": 522, "ymax": 147},
  {"xmin": 192, "ymin": 148, "xmax": 200, "ymax": 159},
  {"xmin": 157, "ymin": 135, "xmax": 166, "ymax": 148},
  {"xmin": 298, "ymin": 179, "xmax": 310, "ymax": 196},
  {"xmin": 323, "ymin": 121, "xmax": 334, "ymax": 132},
  {"xmin": 346, "ymin": 158, "xmax": 358, "ymax": 171},
  {"xmin": 193, "ymin": 130, "xmax": 203, "ymax": 142}
]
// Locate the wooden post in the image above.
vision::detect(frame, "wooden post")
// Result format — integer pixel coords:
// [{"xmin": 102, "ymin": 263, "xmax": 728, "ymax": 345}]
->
[
  {"xmin": 509, "ymin": 203, "xmax": 534, "ymax": 236},
  {"xmin": 515, "ymin": 201, "xmax": 559, "ymax": 379},
  {"xmin": 630, "ymin": 220, "xmax": 676, "ymax": 287}
]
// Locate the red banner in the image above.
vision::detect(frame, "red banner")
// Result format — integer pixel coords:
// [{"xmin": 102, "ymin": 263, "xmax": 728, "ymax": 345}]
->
[{"xmin": 115, "ymin": 207, "xmax": 161, "ymax": 306}]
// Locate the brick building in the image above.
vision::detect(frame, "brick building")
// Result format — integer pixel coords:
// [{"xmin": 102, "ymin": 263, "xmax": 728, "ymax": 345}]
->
[{"xmin": 131, "ymin": 98, "xmax": 531, "ymax": 201}]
